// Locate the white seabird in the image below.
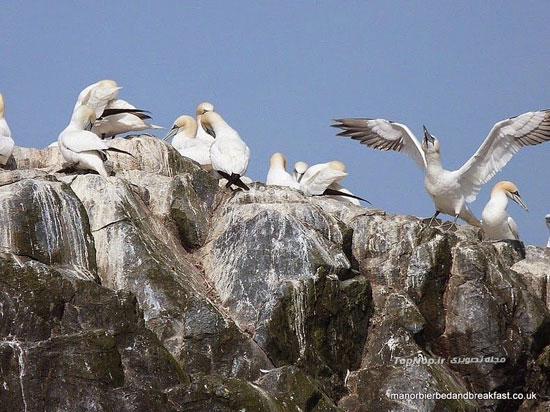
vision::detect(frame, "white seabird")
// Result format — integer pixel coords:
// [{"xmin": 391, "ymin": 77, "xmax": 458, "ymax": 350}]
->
[
  {"xmin": 545, "ymin": 214, "xmax": 550, "ymax": 247},
  {"xmin": 73, "ymin": 80, "xmax": 160, "ymax": 138},
  {"xmin": 333, "ymin": 110, "xmax": 550, "ymax": 226},
  {"xmin": 293, "ymin": 161, "xmax": 309, "ymax": 185},
  {"xmin": 92, "ymin": 98, "xmax": 163, "ymax": 139},
  {"xmin": 163, "ymin": 115, "xmax": 212, "ymax": 169},
  {"xmin": 0, "ymin": 93, "xmax": 15, "ymax": 167},
  {"xmin": 299, "ymin": 160, "xmax": 369, "ymax": 203},
  {"xmin": 73, "ymin": 79, "xmax": 122, "ymax": 118},
  {"xmin": 58, "ymin": 106, "xmax": 134, "ymax": 177},
  {"xmin": 481, "ymin": 181, "xmax": 528, "ymax": 240},
  {"xmin": 201, "ymin": 111, "xmax": 250, "ymax": 190},
  {"xmin": 195, "ymin": 102, "xmax": 215, "ymax": 144},
  {"xmin": 266, "ymin": 153, "xmax": 299, "ymax": 189}
]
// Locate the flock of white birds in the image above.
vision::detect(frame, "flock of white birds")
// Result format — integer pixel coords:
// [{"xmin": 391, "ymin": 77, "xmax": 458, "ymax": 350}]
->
[{"xmin": 0, "ymin": 79, "xmax": 549, "ymax": 245}]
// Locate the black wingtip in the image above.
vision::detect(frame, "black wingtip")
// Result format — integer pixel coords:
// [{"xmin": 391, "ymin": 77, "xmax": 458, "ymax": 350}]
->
[
  {"xmin": 217, "ymin": 171, "xmax": 250, "ymax": 191},
  {"xmin": 100, "ymin": 108, "xmax": 151, "ymax": 118},
  {"xmin": 322, "ymin": 188, "xmax": 371, "ymax": 205}
]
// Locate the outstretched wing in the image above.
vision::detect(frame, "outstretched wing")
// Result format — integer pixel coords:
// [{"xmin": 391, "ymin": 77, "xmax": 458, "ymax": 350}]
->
[
  {"xmin": 332, "ymin": 118, "xmax": 426, "ymax": 170},
  {"xmin": 458, "ymin": 110, "xmax": 550, "ymax": 203}
]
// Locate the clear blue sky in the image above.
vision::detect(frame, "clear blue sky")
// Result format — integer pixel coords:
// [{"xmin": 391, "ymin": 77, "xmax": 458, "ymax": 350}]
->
[{"xmin": 1, "ymin": 2, "xmax": 549, "ymax": 246}]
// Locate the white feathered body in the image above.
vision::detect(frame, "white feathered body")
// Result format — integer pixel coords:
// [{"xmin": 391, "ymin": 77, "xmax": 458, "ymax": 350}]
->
[
  {"xmin": 58, "ymin": 126, "xmax": 110, "ymax": 177},
  {"xmin": 424, "ymin": 159, "xmax": 480, "ymax": 226},
  {"xmin": 266, "ymin": 166, "xmax": 299, "ymax": 189},
  {"xmin": 209, "ymin": 125, "xmax": 250, "ymax": 176},
  {"xmin": 481, "ymin": 192, "xmax": 518, "ymax": 240},
  {"xmin": 73, "ymin": 82, "xmax": 120, "ymax": 118},
  {"xmin": 299, "ymin": 163, "xmax": 347, "ymax": 196},
  {"xmin": 0, "ymin": 117, "xmax": 14, "ymax": 165},
  {"xmin": 173, "ymin": 134, "xmax": 212, "ymax": 167},
  {"xmin": 91, "ymin": 99, "xmax": 162, "ymax": 138}
]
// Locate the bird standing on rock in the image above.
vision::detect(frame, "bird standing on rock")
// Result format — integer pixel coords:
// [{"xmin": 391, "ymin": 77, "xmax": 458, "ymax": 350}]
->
[
  {"xmin": 58, "ymin": 106, "xmax": 134, "ymax": 177},
  {"xmin": 333, "ymin": 110, "xmax": 550, "ymax": 226},
  {"xmin": 201, "ymin": 111, "xmax": 250, "ymax": 190},
  {"xmin": 266, "ymin": 152, "xmax": 299, "ymax": 188},
  {"xmin": 0, "ymin": 93, "xmax": 15, "ymax": 167},
  {"xmin": 481, "ymin": 181, "xmax": 528, "ymax": 240}
]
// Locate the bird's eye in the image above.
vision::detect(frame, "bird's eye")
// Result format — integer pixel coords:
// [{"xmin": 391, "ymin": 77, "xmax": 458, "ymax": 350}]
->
[{"xmin": 514, "ymin": 191, "xmax": 520, "ymax": 196}]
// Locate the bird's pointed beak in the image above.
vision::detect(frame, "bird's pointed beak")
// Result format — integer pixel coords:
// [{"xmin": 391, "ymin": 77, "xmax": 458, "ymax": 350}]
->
[
  {"xmin": 162, "ymin": 126, "xmax": 178, "ymax": 141},
  {"xmin": 203, "ymin": 124, "xmax": 216, "ymax": 138},
  {"xmin": 545, "ymin": 215, "xmax": 550, "ymax": 230},
  {"xmin": 511, "ymin": 193, "xmax": 529, "ymax": 212},
  {"xmin": 85, "ymin": 120, "xmax": 94, "ymax": 131},
  {"xmin": 423, "ymin": 125, "xmax": 435, "ymax": 146}
]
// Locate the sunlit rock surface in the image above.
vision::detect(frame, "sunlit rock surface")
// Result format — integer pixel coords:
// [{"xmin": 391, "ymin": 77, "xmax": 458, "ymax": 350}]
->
[{"xmin": 0, "ymin": 136, "xmax": 549, "ymax": 411}]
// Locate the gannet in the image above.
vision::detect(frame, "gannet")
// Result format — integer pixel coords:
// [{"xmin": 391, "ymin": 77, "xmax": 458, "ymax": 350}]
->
[
  {"xmin": 73, "ymin": 79, "xmax": 122, "ymax": 118},
  {"xmin": 545, "ymin": 214, "xmax": 550, "ymax": 247},
  {"xmin": 266, "ymin": 153, "xmax": 299, "ymax": 188},
  {"xmin": 92, "ymin": 98, "xmax": 162, "ymax": 139},
  {"xmin": 325, "ymin": 182, "xmax": 361, "ymax": 205},
  {"xmin": 293, "ymin": 161, "xmax": 309, "ymax": 184},
  {"xmin": 74, "ymin": 80, "xmax": 159, "ymax": 138},
  {"xmin": 333, "ymin": 110, "xmax": 550, "ymax": 226},
  {"xmin": 481, "ymin": 181, "xmax": 528, "ymax": 240},
  {"xmin": 195, "ymin": 102, "xmax": 215, "ymax": 144},
  {"xmin": 299, "ymin": 160, "xmax": 369, "ymax": 203},
  {"xmin": 201, "ymin": 111, "xmax": 250, "ymax": 190},
  {"xmin": 163, "ymin": 115, "xmax": 212, "ymax": 169},
  {"xmin": 0, "ymin": 93, "xmax": 15, "ymax": 167},
  {"xmin": 58, "ymin": 106, "xmax": 134, "ymax": 177}
]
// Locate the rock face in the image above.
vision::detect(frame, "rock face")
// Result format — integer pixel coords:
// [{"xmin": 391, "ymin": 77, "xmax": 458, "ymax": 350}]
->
[{"xmin": 0, "ymin": 135, "xmax": 548, "ymax": 411}]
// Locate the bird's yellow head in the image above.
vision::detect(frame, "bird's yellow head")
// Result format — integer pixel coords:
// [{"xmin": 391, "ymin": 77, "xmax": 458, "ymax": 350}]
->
[
  {"xmin": 270, "ymin": 152, "xmax": 287, "ymax": 169},
  {"xmin": 97, "ymin": 79, "xmax": 119, "ymax": 89},
  {"xmin": 196, "ymin": 102, "xmax": 214, "ymax": 116},
  {"xmin": 163, "ymin": 115, "xmax": 196, "ymax": 141},
  {"xmin": 328, "ymin": 160, "xmax": 347, "ymax": 172},
  {"xmin": 493, "ymin": 181, "xmax": 528, "ymax": 211},
  {"xmin": 200, "ymin": 111, "xmax": 223, "ymax": 138}
]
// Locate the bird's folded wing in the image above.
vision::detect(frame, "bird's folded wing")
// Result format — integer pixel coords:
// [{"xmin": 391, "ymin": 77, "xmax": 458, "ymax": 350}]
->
[
  {"xmin": 301, "ymin": 168, "xmax": 347, "ymax": 195},
  {"xmin": 332, "ymin": 118, "xmax": 426, "ymax": 170},
  {"xmin": 86, "ymin": 87, "xmax": 120, "ymax": 117},
  {"xmin": 507, "ymin": 216, "xmax": 520, "ymax": 241},
  {"xmin": 0, "ymin": 136, "xmax": 14, "ymax": 157},
  {"xmin": 63, "ymin": 131, "xmax": 109, "ymax": 153},
  {"xmin": 458, "ymin": 110, "xmax": 550, "ymax": 203}
]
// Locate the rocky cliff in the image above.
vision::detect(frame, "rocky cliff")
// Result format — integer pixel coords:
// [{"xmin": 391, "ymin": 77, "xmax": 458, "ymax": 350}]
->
[{"xmin": 0, "ymin": 136, "xmax": 549, "ymax": 412}]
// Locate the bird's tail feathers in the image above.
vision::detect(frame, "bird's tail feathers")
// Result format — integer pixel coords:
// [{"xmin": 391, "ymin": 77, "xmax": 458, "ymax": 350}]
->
[{"xmin": 218, "ymin": 171, "xmax": 250, "ymax": 191}]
